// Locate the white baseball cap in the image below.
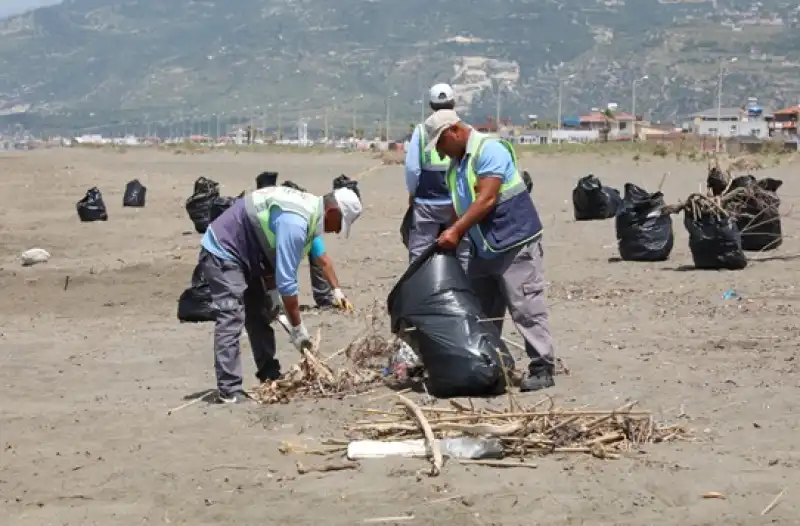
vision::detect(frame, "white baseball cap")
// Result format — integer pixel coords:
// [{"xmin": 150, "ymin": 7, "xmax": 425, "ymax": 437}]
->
[
  {"xmin": 423, "ymin": 109, "xmax": 462, "ymax": 152},
  {"xmin": 429, "ymin": 83, "xmax": 455, "ymax": 104},
  {"xmin": 333, "ymin": 187, "xmax": 362, "ymax": 238}
]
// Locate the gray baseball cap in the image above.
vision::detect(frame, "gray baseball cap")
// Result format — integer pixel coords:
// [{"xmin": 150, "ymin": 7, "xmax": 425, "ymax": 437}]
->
[{"xmin": 423, "ymin": 109, "xmax": 461, "ymax": 152}]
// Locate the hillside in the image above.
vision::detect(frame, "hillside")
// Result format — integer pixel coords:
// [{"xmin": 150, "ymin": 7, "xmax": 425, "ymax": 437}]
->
[{"xmin": 0, "ymin": 0, "xmax": 798, "ymax": 133}]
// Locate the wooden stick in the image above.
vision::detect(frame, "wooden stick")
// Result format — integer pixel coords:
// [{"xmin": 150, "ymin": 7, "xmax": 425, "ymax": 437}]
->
[
  {"xmin": 166, "ymin": 390, "xmax": 215, "ymax": 415},
  {"xmin": 761, "ymin": 489, "xmax": 785, "ymax": 516},
  {"xmin": 362, "ymin": 516, "xmax": 415, "ymax": 523},
  {"xmin": 295, "ymin": 460, "xmax": 358, "ymax": 475},
  {"xmin": 395, "ymin": 392, "xmax": 443, "ymax": 476},
  {"xmin": 458, "ymin": 459, "xmax": 538, "ymax": 469}
]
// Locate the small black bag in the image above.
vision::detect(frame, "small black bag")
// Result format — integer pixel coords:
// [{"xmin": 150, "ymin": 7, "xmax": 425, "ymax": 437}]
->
[
  {"xmin": 615, "ymin": 183, "xmax": 674, "ymax": 261},
  {"xmin": 256, "ymin": 171, "xmax": 279, "ymax": 189},
  {"xmin": 572, "ymin": 174, "xmax": 621, "ymax": 220},
  {"xmin": 76, "ymin": 187, "xmax": 109, "ymax": 222},
  {"xmin": 726, "ymin": 176, "xmax": 783, "ymax": 251},
  {"xmin": 123, "ymin": 179, "xmax": 147, "ymax": 207},
  {"xmin": 185, "ymin": 177, "xmax": 220, "ymax": 234},
  {"xmin": 177, "ymin": 264, "xmax": 217, "ymax": 323}
]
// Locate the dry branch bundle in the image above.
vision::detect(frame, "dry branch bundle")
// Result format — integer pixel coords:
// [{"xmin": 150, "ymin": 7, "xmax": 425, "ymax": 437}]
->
[
  {"xmin": 251, "ymin": 303, "xmax": 401, "ymax": 404},
  {"xmin": 346, "ymin": 399, "xmax": 690, "ymax": 461}
]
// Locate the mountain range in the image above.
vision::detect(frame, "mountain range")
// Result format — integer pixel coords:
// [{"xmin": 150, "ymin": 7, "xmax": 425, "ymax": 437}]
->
[{"xmin": 0, "ymin": 0, "xmax": 798, "ymax": 134}]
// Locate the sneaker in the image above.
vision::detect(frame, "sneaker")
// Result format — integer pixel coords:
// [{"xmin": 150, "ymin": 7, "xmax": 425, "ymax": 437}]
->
[
  {"xmin": 215, "ymin": 391, "xmax": 254, "ymax": 404},
  {"xmin": 519, "ymin": 362, "xmax": 555, "ymax": 392}
]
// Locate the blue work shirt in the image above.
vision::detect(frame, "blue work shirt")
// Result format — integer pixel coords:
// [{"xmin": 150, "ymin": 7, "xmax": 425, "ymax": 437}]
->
[
  {"xmin": 452, "ymin": 135, "xmax": 516, "ymax": 250},
  {"xmin": 202, "ymin": 210, "xmax": 325, "ymax": 296},
  {"xmin": 404, "ymin": 125, "xmax": 452, "ymax": 206}
]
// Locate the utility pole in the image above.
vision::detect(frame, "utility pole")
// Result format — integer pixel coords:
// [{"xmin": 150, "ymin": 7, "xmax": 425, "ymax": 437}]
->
[
  {"xmin": 631, "ymin": 75, "xmax": 648, "ymax": 142},
  {"xmin": 324, "ymin": 108, "xmax": 329, "ymax": 141}
]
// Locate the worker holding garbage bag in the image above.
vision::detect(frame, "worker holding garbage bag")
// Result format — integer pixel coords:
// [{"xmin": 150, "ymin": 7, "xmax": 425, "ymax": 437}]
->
[
  {"xmin": 198, "ymin": 184, "xmax": 362, "ymax": 403},
  {"xmin": 425, "ymin": 109, "xmax": 556, "ymax": 392}
]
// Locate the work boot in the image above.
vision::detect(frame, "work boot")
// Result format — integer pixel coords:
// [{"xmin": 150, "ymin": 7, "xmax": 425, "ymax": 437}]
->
[
  {"xmin": 215, "ymin": 390, "xmax": 255, "ymax": 404},
  {"xmin": 519, "ymin": 360, "xmax": 555, "ymax": 392}
]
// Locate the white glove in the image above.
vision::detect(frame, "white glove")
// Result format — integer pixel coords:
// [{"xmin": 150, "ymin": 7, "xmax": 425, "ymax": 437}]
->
[
  {"xmin": 266, "ymin": 288, "xmax": 283, "ymax": 316},
  {"xmin": 289, "ymin": 322, "xmax": 313, "ymax": 352},
  {"xmin": 332, "ymin": 288, "xmax": 354, "ymax": 311}
]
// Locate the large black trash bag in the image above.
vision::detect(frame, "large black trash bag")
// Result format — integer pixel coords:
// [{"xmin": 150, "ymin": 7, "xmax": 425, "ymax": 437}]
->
[
  {"xmin": 256, "ymin": 171, "xmax": 279, "ymax": 189},
  {"xmin": 177, "ymin": 264, "xmax": 217, "ymax": 323},
  {"xmin": 572, "ymin": 174, "xmax": 621, "ymax": 220},
  {"xmin": 185, "ymin": 177, "xmax": 220, "ymax": 234},
  {"xmin": 684, "ymin": 210, "xmax": 747, "ymax": 270},
  {"xmin": 386, "ymin": 245, "xmax": 515, "ymax": 398},
  {"xmin": 615, "ymin": 183, "xmax": 674, "ymax": 261},
  {"xmin": 725, "ymin": 175, "xmax": 782, "ymax": 251},
  {"xmin": 399, "ymin": 206, "xmax": 413, "ymax": 248},
  {"xmin": 333, "ymin": 174, "xmax": 361, "ymax": 200},
  {"xmin": 76, "ymin": 187, "xmax": 109, "ymax": 222},
  {"xmin": 122, "ymin": 179, "xmax": 147, "ymax": 207}
]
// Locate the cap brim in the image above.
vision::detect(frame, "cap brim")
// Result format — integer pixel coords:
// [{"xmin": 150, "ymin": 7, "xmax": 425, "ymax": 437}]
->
[{"xmin": 424, "ymin": 129, "xmax": 444, "ymax": 152}]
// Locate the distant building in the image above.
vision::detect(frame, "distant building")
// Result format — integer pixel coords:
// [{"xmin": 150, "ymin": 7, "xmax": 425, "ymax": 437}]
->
[
  {"xmin": 687, "ymin": 104, "xmax": 772, "ymax": 138},
  {"xmin": 771, "ymin": 105, "xmax": 799, "ymax": 138}
]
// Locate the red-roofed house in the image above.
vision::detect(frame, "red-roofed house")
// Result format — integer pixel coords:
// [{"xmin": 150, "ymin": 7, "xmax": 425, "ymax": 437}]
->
[
  {"xmin": 771, "ymin": 106, "xmax": 799, "ymax": 138},
  {"xmin": 578, "ymin": 111, "xmax": 638, "ymax": 140}
]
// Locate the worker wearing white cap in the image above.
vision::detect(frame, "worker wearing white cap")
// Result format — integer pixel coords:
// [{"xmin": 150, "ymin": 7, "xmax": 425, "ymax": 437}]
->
[
  {"xmin": 198, "ymin": 185, "xmax": 362, "ymax": 403},
  {"xmin": 402, "ymin": 83, "xmax": 469, "ymax": 269}
]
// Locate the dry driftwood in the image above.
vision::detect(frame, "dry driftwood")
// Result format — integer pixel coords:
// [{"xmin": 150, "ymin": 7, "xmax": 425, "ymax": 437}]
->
[
  {"xmin": 296, "ymin": 460, "xmax": 359, "ymax": 475},
  {"xmin": 251, "ymin": 305, "xmax": 399, "ymax": 404},
  {"xmin": 346, "ymin": 398, "xmax": 690, "ymax": 463}
]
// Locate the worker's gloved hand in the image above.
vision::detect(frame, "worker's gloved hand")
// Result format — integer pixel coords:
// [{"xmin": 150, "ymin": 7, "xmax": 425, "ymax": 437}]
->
[
  {"xmin": 332, "ymin": 288, "xmax": 354, "ymax": 311},
  {"xmin": 266, "ymin": 288, "xmax": 283, "ymax": 319},
  {"xmin": 289, "ymin": 322, "xmax": 313, "ymax": 352}
]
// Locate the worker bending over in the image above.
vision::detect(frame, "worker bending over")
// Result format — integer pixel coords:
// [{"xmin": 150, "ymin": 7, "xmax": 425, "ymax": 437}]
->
[{"xmin": 199, "ymin": 185, "xmax": 362, "ymax": 403}]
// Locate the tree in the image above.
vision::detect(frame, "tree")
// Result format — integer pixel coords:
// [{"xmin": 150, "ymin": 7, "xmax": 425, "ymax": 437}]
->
[{"xmin": 600, "ymin": 109, "xmax": 615, "ymax": 143}]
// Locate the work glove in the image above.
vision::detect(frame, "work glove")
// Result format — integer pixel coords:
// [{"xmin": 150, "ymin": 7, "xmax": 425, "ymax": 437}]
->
[
  {"xmin": 332, "ymin": 288, "xmax": 354, "ymax": 311},
  {"xmin": 289, "ymin": 322, "xmax": 313, "ymax": 352},
  {"xmin": 266, "ymin": 288, "xmax": 283, "ymax": 319}
]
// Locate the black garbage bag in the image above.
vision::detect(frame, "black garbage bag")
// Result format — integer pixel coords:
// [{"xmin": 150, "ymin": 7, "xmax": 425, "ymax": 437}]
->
[
  {"xmin": 572, "ymin": 174, "xmax": 621, "ymax": 220},
  {"xmin": 386, "ymin": 245, "xmax": 515, "ymax": 398},
  {"xmin": 177, "ymin": 264, "xmax": 216, "ymax": 323},
  {"xmin": 615, "ymin": 183, "xmax": 674, "ymax": 261},
  {"xmin": 400, "ymin": 206, "xmax": 412, "ymax": 248},
  {"xmin": 521, "ymin": 170, "xmax": 533, "ymax": 194},
  {"xmin": 684, "ymin": 211, "xmax": 747, "ymax": 270},
  {"xmin": 333, "ymin": 174, "xmax": 361, "ymax": 200},
  {"xmin": 725, "ymin": 176, "xmax": 782, "ymax": 251},
  {"xmin": 122, "ymin": 179, "xmax": 147, "ymax": 207},
  {"xmin": 282, "ymin": 180, "xmax": 306, "ymax": 192},
  {"xmin": 256, "ymin": 171, "xmax": 278, "ymax": 189},
  {"xmin": 706, "ymin": 166, "xmax": 727, "ymax": 197},
  {"xmin": 185, "ymin": 177, "xmax": 220, "ymax": 234},
  {"xmin": 76, "ymin": 187, "xmax": 109, "ymax": 222}
]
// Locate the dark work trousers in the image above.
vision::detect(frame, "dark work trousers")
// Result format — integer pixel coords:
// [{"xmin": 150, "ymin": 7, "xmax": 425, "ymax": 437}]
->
[
  {"xmin": 467, "ymin": 238, "xmax": 554, "ymax": 368},
  {"xmin": 199, "ymin": 248, "xmax": 281, "ymax": 397},
  {"xmin": 308, "ymin": 255, "xmax": 335, "ymax": 307}
]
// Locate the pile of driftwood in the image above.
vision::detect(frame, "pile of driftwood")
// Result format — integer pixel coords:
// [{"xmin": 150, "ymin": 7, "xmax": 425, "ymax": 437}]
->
[
  {"xmin": 346, "ymin": 395, "xmax": 690, "ymax": 475},
  {"xmin": 251, "ymin": 331, "xmax": 391, "ymax": 404}
]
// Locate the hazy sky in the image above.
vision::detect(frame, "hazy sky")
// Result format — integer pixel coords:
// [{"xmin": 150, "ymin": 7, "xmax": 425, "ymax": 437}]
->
[{"xmin": 0, "ymin": 0, "xmax": 62, "ymax": 18}]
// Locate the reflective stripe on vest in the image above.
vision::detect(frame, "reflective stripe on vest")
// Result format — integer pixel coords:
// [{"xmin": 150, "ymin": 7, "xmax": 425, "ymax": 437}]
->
[
  {"xmin": 446, "ymin": 132, "xmax": 535, "ymax": 254},
  {"xmin": 244, "ymin": 186, "xmax": 323, "ymax": 267},
  {"xmin": 418, "ymin": 124, "xmax": 450, "ymax": 172}
]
